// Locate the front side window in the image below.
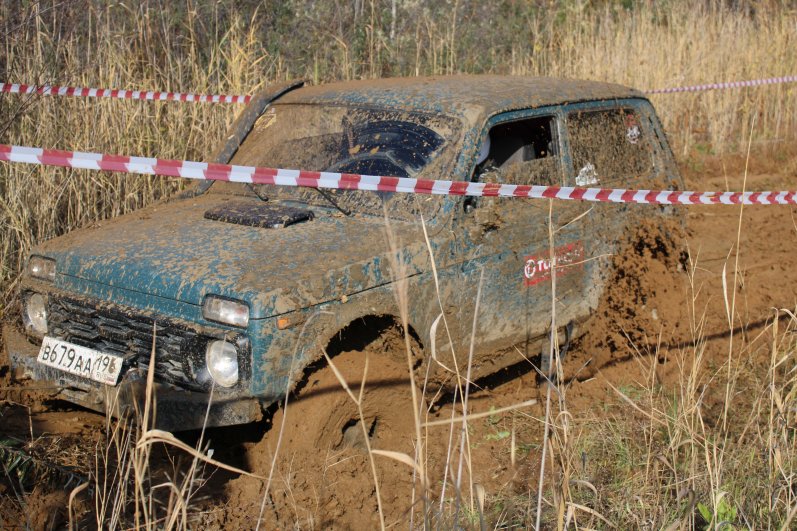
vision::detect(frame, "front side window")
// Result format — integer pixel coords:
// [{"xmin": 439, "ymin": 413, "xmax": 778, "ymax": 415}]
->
[
  {"xmin": 474, "ymin": 115, "xmax": 562, "ymax": 186},
  {"xmin": 567, "ymin": 107, "xmax": 654, "ymax": 187}
]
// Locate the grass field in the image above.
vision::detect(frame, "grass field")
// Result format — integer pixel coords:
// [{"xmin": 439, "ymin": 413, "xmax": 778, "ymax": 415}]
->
[
  {"xmin": 1, "ymin": 1, "xmax": 796, "ymax": 528},
  {"xmin": 1, "ymin": 0, "xmax": 795, "ymax": 305}
]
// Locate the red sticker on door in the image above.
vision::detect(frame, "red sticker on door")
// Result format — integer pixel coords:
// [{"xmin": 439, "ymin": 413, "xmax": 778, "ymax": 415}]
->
[{"xmin": 523, "ymin": 241, "xmax": 585, "ymax": 286}]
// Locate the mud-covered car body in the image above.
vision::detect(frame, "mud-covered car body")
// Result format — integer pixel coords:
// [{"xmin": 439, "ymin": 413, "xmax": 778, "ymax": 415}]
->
[{"xmin": 5, "ymin": 76, "xmax": 681, "ymax": 429}]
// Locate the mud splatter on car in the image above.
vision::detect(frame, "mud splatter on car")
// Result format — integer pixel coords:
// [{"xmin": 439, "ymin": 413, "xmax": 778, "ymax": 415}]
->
[{"xmin": 4, "ymin": 75, "xmax": 682, "ymax": 430}]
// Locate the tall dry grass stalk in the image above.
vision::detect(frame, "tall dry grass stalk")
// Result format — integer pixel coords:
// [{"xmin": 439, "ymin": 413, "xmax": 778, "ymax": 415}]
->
[
  {"xmin": 1, "ymin": 1, "xmax": 795, "ymax": 307},
  {"xmin": 2, "ymin": 1, "xmax": 796, "ymax": 528},
  {"xmin": 76, "ymin": 330, "xmax": 259, "ymax": 529}
]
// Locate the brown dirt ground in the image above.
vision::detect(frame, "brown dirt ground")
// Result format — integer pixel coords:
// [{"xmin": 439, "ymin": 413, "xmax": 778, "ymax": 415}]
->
[{"xmin": 1, "ymin": 148, "xmax": 796, "ymax": 529}]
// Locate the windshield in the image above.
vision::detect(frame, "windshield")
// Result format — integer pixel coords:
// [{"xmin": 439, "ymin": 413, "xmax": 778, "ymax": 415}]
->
[{"xmin": 214, "ymin": 103, "xmax": 462, "ymax": 220}]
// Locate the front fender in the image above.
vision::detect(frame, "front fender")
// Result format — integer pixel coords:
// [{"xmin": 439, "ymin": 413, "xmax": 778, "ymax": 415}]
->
[{"xmin": 248, "ymin": 272, "xmax": 440, "ymax": 399}]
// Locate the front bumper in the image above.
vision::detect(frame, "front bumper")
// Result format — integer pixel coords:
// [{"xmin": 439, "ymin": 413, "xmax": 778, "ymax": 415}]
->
[{"xmin": 4, "ymin": 324, "xmax": 263, "ymax": 431}]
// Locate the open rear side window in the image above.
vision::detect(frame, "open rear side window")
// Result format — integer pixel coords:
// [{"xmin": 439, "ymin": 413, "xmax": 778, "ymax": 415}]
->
[{"xmin": 567, "ymin": 108, "xmax": 654, "ymax": 187}]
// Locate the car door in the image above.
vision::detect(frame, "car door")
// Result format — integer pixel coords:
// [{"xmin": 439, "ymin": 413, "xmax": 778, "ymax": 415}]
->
[{"xmin": 437, "ymin": 107, "xmax": 592, "ymax": 376}]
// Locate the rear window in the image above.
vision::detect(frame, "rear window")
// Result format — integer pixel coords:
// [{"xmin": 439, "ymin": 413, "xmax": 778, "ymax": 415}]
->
[{"xmin": 567, "ymin": 108, "xmax": 654, "ymax": 186}]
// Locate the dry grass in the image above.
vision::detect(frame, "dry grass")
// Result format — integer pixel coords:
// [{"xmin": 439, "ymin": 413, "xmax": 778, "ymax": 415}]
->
[
  {"xmin": 71, "ymin": 300, "xmax": 795, "ymax": 528},
  {"xmin": 0, "ymin": 1, "xmax": 274, "ymax": 307},
  {"xmin": 1, "ymin": 1, "xmax": 796, "ymax": 529},
  {"xmin": 1, "ymin": 1, "xmax": 796, "ymax": 306},
  {"xmin": 523, "ymin": 265, "xmax": 797, "ymax": 529}
]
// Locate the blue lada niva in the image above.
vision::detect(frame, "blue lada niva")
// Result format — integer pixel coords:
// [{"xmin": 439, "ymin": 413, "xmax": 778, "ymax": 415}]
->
[{"xmin": 5, "ymin": 76, "xmax": 681, "ymax": 429}]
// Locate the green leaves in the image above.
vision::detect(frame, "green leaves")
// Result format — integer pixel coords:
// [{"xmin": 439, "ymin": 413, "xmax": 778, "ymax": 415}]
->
[{"xmin": 697, "ymin": 492, "xmax": 738, "ymax": 530}]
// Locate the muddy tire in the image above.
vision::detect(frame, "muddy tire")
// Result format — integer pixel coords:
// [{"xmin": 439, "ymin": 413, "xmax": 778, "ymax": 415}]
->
[
  {"xmin": 227, "ymin": 346, "xmax": 422, "ymax": 529},
  {"xmin": 274, "ymin": 348, "xmax": 418, "ymax": 456}
]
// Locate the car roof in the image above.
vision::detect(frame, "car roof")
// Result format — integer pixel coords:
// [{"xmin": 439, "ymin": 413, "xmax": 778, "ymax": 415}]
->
[{"xmin": 277, "ymin": 75, "xmax": 645, "ymax": 123}]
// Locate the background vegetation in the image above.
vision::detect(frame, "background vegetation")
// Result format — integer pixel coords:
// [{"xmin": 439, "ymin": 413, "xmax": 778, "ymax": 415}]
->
[
  {"xmin": 1, "ymin": 1, "xmax": 796, "ymax": 528},
  {"xmin": 1, "ymin": 0, "xmax": 795, "ymax": 305}
]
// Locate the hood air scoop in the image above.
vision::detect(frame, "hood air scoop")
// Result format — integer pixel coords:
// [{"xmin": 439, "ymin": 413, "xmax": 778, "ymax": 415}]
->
[{"xmin": 204, "ymin": 201, "xmax": 314, "ymax": 229}]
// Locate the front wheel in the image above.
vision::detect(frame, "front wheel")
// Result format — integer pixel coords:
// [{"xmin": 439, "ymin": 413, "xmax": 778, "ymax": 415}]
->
[{"xmin": 231, "ymin": 344, "xmax": 423, "ymax": 528}]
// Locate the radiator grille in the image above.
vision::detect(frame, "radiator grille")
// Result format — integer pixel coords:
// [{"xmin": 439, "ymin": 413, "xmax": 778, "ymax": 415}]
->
[{"xmin": 47, "ymin": 296, "xmax": 207, "ymax": 390}]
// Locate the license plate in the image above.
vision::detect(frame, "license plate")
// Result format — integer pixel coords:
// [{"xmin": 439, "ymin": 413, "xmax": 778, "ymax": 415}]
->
[{"xmin": 37, "ymin": 336, "xmax": 124, "ymax": 385}]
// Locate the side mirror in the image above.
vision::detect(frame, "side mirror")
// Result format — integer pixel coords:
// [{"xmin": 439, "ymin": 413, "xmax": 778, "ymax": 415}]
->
[
  {"xmin": 463, "ymin": 166, "xmax": 509, "ymax": 214},
  {"xmin": 462, "ymin": 196, "xmax": 503, "ymax": 240}
]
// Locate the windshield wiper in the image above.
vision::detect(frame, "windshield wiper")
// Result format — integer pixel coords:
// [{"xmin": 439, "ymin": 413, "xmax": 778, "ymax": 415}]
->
[
  {"xmin": 312, "ymin": 187, "xmax": 351, "ymax": 216},
  {"xmin": 246, "ymin": 183, "xmax": 270, "ymax": 202}
]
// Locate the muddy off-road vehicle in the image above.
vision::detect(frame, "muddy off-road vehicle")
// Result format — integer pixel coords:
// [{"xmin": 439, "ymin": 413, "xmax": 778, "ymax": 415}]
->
[{"xmin": 5, "ymin": 76, "xmax": 681, "ymax": 430}]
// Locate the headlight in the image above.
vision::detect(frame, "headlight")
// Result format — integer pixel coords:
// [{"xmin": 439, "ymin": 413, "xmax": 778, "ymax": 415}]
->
[
  {"xmin": 28, "ymin": 256, "xmax": 56, "ymax": 282},
  {"xmin": 205, "ymin": 340, "xmax": 239, "ymax": 387},
  {"xmin": 23, "ymin": 293, "xmax": 48, "ymax": 335},
  {"xmin": 202, "ymin": 296, "xmax": 249, "ymax": 328}
]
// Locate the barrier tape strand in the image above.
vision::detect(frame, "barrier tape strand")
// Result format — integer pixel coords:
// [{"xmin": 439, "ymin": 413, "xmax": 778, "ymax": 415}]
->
[
  {"xmin": 0, "ymin": 82, "xmax": 251, "ymax": 104},
  {"xmin": 646, "ymin": 75, "xmax": 797, "ymax": 95},
  {"xmin": 1, "ymin": 144, "xmax": 794, "ymax": 206},
  {"xmin": 1, "ymin": 75, "xmax": 794, "ymax": 104}
]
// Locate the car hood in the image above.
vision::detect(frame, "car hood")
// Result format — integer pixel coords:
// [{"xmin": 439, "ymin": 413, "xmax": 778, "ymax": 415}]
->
[{"xmin": 36, "ymin": 194, "xmax": 431, "ymax": 319}]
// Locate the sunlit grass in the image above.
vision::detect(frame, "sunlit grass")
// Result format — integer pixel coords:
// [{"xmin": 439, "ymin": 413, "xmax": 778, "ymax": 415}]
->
[{"xmin": 0, "ymin": 1, "xmax": 795, "ymax": 529}]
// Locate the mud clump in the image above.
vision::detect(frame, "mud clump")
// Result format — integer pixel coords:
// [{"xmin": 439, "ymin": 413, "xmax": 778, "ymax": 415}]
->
[
  {"xmin": 0, "ymin": 483, "xmax": 69, "ymax": 530},
  {"xmin": 28, "ymin": 485, "xmax": 69, "ymax": 530},
  {"xmin": 567, "ymin": 217, "xmax": 689, "ymax": 379}
]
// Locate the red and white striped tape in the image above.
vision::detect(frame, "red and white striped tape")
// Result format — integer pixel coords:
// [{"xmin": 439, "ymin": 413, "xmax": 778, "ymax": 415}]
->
[
  {"xmin": 1, "ymin": 75, "xmax": 795, "ymax": 104},
  {"xmin": 646, "ymin": 75, "xmax": 797, "ymax": 95},
  {"xmin": 0, "ymin": 82, "xmax": 251, "ymax": 104},
  {"xmin": 1, "ymin": 144, "xmax": 794, "ymax": 205}
]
